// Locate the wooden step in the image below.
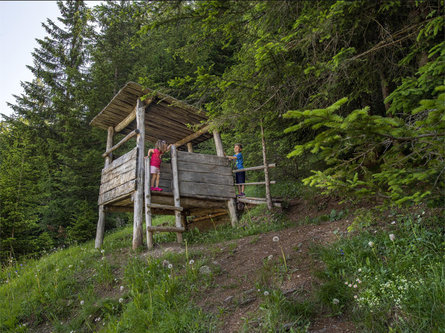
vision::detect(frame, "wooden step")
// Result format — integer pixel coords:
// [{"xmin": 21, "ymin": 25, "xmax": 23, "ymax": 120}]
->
[
  {"xmin": 146, "ymin": 203, "xmax": 183, "ymax": 211},
  {"xmin": 146, "ymin": 226, "xmax": 185, "ymax": 233}
]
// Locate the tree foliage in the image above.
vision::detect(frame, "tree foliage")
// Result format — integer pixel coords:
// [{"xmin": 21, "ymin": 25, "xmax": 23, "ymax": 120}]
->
[{"xmin": 0, "ymin": 0, "xmax": 443, "ymax": 262}]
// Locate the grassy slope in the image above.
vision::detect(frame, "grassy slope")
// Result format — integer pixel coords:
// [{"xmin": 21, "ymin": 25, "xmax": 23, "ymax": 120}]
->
[{"xmin": 1, "ymin": 204, "xmax": 444, "ymax": 333}]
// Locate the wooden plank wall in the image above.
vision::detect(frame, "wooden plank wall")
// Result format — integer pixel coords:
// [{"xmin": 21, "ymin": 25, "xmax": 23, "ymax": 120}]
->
[
  {"xmin": 98, "ymin": 147, "xmax": 137, "ymax": 205},
  {"xmin": 98, "ymin": 150, "xmax": 235, "ymax": 206},
  {"xmin": 177, "ymin": 151, "xmax": 235, "ymax": 198}
]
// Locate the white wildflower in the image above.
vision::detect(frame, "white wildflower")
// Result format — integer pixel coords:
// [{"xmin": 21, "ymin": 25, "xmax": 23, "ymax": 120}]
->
[
  {"xmin": 332, "ymin": 298, "xmax": 340, "ymax": 305},
  {"xmin": 391, "ymin": 221, "xmax": 396, "ymax": 225},
  {"xmin": 348, "ymin": 284, "xmax": 352, "ymax": 288},
  {"xmin": 168, "ymin": 263, "xmax": 173, "ymax": 269},
  {"xmin": 368, "ymin": 241, "xmax": 374, "ymax": 247},
  {"xmin": 80, "ymin": 300, "xmax": 84, "ymax": 306},
  {"xmin": 120, "ymin": 286, "xmax": 124, "ymax": 292},
  {"xmin": 389, "ymin": 234, "xmax": 396, "ymax": 241},
  {"xmin": 100, "ymin": 249, "xmax": 105, "ymax": 254},
  {"xmin": 119, "ymin": 298, "xmax": 124, "ymax": 303},
  {"xmin": 354, "ymin": 295, "xmax": 358, "ymax": 299},
  {"xmin": 353, "ymin": 284, "xmax": 357, "ymax": 288}
]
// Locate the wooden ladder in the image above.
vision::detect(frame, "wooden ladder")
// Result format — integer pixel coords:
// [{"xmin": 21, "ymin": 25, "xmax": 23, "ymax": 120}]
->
[{"xmin": 145, "ymin": 145, "xmax": 184, "ymax": 249}]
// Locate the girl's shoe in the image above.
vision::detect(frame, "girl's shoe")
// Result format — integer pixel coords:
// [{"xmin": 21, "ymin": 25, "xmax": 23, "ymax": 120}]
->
[
  {"xmin": 155, "ymin": 187, "xmax": 163, "ymax": 192},
  {"xmin": 150, "ymin": 187, "xmax": 156, "ymax": 191}
]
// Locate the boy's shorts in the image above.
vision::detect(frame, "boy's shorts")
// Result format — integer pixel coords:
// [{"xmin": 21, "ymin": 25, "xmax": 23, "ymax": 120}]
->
[
  {"xmin": 150, "ymin": 166, "xmax": 160, "ymax": 174},
  {"xmin": 235, "ymin": 171, "xmax": 245, "ymax": 184}
]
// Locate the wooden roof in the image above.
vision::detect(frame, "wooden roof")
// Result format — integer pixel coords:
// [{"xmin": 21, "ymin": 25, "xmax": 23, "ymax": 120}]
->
[{"xmin": 90, "ymin": 82, "xmax": 212, "ymax": 145}]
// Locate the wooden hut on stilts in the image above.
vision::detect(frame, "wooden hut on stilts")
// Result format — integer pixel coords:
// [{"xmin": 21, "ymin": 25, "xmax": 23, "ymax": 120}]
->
[{"xmin": 91, "ymin": 82, "xmax": 281, "ymax": 250}]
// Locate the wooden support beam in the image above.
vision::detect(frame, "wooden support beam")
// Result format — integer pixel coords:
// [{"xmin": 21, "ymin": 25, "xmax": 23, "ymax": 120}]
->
[
  {"xmin": 115, "ymin": 108, "xmax": 136, "ymax": 133},
  {"xmin": 261, "ymin": 121, "xmax": 273, "ymax": 210},
  {"xmin": 236, "ymin": 181, "xmax": 276, "ymax": 186},
  {"xmin": 95, "ymin": 126, "xmax": 114, "ymax": 249},
  {"xmin": 232, "ymin": 163, "xmax": 276, "ymax": 173},
  {"xmin": 145, "ymin": 157, "xmax": 153, "ymax": 249},
  {"xmin": 133, "ymin": 98, "xmax": 145, "ymax": 250},
  {"xmin": 191, "ymin": 211, "xmax": 228, "ymax": 223},
  {"xmin": 147, "ymin": 226, "xmax": 185, "ymax": 233},
  {"xmin": 213, "ymin": 129, "xmax": 238, "ymax": 227},
  {"xmin": 173, "ymin": 124, "xmax": 210, "ymax": 147},
  {"xmin": 114, "ymin": 99, "xmax": 153, "ymax": 133},
  {"xmin": 171, "ymin": 145, "xmax": 183, "ymax": 243},
  {"xmin": 146, "ymin": 203, "xmax": 183, "ymax": 211},
  {"xmin": 187, "ymin": 142, "xmax": 193, "ymax": 152},
  {"xmin": 102, "ymin": 129, "xmax": 139, "ymax": 157},
  {"xmin": 237, "ymin": 197, "xmax": 282, "ymax": 208}
]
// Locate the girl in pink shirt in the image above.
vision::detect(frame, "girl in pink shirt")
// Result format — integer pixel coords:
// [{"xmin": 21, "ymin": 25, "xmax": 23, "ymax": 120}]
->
[{"xmin": 147, "ymin": 139, "xmax": 170, "ymax": 191}]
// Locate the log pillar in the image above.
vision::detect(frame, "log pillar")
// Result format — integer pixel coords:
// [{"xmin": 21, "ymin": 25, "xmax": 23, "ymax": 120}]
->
[
  {"xmin": 213, "ymin": 130, "xmax": 238, "ymax": 227},
  {"xmin": 133, "ymin": 98, "xmax": 145, "ymax": 250},
  {"xmin": 171, "ymin": 145, "xmax": 183, "ymax": 243},
  {"xmin": 187, "ymin": 142, "xmax": 193, "ymax": 153},
  {"xmin": 95, "ymin": 126, "xmax": 114, "ymax": 248},
  {"xmin": 260, "ymin": 121, "xmax": 273, "ymax": 210}
]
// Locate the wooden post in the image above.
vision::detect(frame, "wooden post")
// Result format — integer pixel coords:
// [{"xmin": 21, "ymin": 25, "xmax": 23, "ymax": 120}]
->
[
  {"xmin": 260, "ymin": 121, "xmax": 273, "ymax": 210},
  {"xmin": 95, "ymin": 126, "xmax": 114, "ymax": 248},
  {"xmin": 187, "ymin": 142, "xmax": 193, "ymax": 153},
  {"xmin": 213, "ymin": 130, "xmax": 238, "ymax": 227},
  {"xmin": 133, "ymin": 98, "xmax": 145, "ymax": 250},
  {"xmin": 145, "ymin": 157, "xmax": 153, "ymax": 249},
  {"xmin": 170, "ymin": 145, "xmax": 183, "ymax": 243}
]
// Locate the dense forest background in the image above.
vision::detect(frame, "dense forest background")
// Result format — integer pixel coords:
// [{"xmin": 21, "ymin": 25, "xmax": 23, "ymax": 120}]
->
[{"xmin": 0, "ymin": 0, "xmax": 443, "ymax": 263}]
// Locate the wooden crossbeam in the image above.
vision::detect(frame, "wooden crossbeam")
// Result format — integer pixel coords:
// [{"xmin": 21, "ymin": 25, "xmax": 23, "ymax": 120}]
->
[
  {"xmin": 237, "ymin": 197, "xmax": 282, "ymax": 208},
  {"xmin": 235, "ymin": 181, "xmax": 276, "ymax": 186},
  {"xmin": 147, "ymin": 226, "xmax": 185, "ymax": 233},
  {"xmin": 146, "ymin": 203, "xmax": 183, "ymax": 211},
  {"xmin": 173, "ymin": 124, "xmax": 210, "ymax": 147},
  {"xmin": 115, "ymin": 98, "xmax": 153, "ymax": 133},
  {"xmin": 232, "ymin": 163, "xmax": 276, "ymax": 173},
  {"xmin": 102, "ymin": 129, "xmax": 139, "ymax": 157}
]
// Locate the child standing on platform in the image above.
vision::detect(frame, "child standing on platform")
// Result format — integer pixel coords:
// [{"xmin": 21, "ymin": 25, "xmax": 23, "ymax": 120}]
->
[
  {"xmin": 226, "ymin": 143, "xmax": 245, "ymax": 196},
  {"xmin": 147, "ymin": 139, "xmax": 171, "ymax": 191}
]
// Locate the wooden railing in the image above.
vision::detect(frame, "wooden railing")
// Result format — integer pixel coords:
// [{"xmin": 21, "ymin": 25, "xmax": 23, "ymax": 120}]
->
[{"xmin": 232, "ymin": 162, "xmax": 276, "ymax": 209}]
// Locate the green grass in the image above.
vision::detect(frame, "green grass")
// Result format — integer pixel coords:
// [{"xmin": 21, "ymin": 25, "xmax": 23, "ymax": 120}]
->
[
  {"xmin": 0, "ymin": 205, "xmax": 289, "ymax": 332},
  {"xmin": 2, "ymin": 202, "xmax": 443, "ymax": 332},
  {"xmin": 311, "ymin": 211, "xmax": 445, "ymax": 332},
  {"xmin": 0, "ymin": 226, "xmax": 215, "ymax": 332}
]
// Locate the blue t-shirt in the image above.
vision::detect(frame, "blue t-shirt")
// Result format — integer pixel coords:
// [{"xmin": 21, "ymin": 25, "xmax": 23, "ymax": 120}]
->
[{"xmin": 233, "ymin": 152, "xmax": 244, "ymax": 170}]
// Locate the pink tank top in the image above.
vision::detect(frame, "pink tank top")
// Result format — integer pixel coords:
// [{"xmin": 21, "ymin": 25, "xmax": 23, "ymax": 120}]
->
[{"xmin": 150, "ymin": 149, "xmax": 162, "ymax": 168}]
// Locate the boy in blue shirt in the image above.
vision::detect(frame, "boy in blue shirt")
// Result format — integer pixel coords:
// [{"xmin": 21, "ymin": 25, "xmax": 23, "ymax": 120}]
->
[{"xmin": 226, "ymin": 143, "xmax": 245, "ymax": 196}]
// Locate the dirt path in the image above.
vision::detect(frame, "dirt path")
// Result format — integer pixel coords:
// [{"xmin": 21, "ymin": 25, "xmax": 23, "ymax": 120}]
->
[{"xmin": 192, "ymin": 217, "xmax": 356, "ymax": 332}]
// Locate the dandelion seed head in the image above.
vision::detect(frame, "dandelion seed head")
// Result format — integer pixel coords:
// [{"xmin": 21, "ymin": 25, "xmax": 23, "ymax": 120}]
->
[
  {"xmin": 119, "ymin": 298, "xmax": 124, "ymax": 303},
  {"xmin": 389, "ymin": 234, "xmax": 396, "ymax": 241},
  {"xmin": 332, "ymin": 298, "xmax": 340, "ymax": 305},
  {"xmin": 368, "ymin": 241, "xmax": 374, "ymax": 247},
  {"xmin": 272, "ymin": 236, "xmax": 279, "ymax": 242},
  {"xmin": 189, "ymin": 260, "xmax": 195, "ymax": 265},
  {"xmin": 263, "ymin": 291, "xmax": 269, "ymax": 296}
]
